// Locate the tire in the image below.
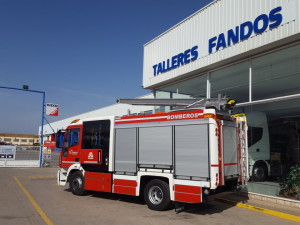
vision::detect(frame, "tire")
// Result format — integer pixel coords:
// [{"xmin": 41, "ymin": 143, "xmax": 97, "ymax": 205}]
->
[
  {"xmin": 144, "ymin": 179, "xmax": 172, "ymax": 211},
  {"xmin": 252, "ymin": 163, "xmax": 267, "ymax": 182},
  {"xmin": 69, "ymin": 171, "xmax": 87, "ymax": 196}
]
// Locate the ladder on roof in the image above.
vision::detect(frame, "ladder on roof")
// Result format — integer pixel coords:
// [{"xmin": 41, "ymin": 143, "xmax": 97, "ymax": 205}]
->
[
  {"xmin": 117, "ymin": 94, "xmax": 236, "ymax": 112},
  {"xmin": 232, "ymin": 113, "xmax": 249, "ymax": 186}
]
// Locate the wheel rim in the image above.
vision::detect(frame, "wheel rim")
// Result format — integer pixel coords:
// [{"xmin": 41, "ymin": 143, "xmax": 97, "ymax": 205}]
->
[
  {"xmin": 148, "ymin": 186, "xmax": 163, "ymax": 205},
  {"xmin": 254, "ymin": 167, "xmax": 264, "ymax": 180},
  {"xmin": 72, "ymin": 176, "xmax": 83, "ymax": 190}
]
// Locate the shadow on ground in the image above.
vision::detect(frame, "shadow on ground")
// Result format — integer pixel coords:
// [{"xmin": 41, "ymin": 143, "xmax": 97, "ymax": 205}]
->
[{"xmin": 64, "ymin": 188, "xmax": 250, "ymax": 214}]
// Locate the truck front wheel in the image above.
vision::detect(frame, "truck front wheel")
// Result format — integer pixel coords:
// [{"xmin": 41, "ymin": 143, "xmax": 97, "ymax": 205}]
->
[
  {"xmin": 69, "ymin": 171, "xmax": 87, "ymax": 196},
  {"xmin": 144, "ymin": 179, "xmax": 172, "ymax": 211},
  {"xmin": 252, "ymin": 163, "xmax": 268, "ymax": 182}
]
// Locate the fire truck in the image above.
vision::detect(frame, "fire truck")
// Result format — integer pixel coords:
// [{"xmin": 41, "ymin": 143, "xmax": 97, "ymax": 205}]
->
[{"xmin": 56, "ymin": 96, "xmax": 249, "ymax": 211}]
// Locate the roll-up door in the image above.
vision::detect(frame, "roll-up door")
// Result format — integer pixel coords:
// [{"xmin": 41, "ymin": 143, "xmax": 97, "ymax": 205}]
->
[
  {"xmin": 175, "ymin": 124, "xmax": 209, "ymax": 180},
  {"xmin": 115, "ymin": 128, "xmax": 137, "ymax": 174},
  {"xmin": 139, "ymin": 126, "xmax": 172, "ymax": 169}
]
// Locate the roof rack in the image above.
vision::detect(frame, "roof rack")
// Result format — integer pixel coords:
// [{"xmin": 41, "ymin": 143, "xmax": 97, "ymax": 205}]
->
[{"xmin": 117, "ymin": 94, "xmax": 236, "ymax": 112}]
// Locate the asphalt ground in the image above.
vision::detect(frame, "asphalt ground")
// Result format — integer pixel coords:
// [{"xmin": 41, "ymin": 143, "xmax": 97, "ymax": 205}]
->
[{"xmin": 0, "ymin": 167, "xmax": 299, "ymax": 225}]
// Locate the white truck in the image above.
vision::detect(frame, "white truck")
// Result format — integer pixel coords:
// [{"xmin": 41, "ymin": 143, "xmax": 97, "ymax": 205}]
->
[{"xmin": 247, "ymin": 112, "xmax": 270, "ymax": 182}]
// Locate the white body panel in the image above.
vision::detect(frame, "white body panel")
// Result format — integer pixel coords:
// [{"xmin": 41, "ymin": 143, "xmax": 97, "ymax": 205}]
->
[{"xmin": 57, "ymin": 164, "xmax": 85, "ymax": 186}]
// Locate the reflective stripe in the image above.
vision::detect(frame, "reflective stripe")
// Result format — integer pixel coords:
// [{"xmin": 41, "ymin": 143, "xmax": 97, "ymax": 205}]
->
[
  {"xmin": 83, "ymin": 161, "xmax": 98, "ymax": 164},
  {"xmin": 117, "ymin": 116, "xmax": 167, "ymax": 122}
]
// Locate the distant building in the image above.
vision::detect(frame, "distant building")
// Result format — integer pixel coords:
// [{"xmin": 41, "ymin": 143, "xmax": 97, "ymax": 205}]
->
[{"xmin": 0, "ymin": 133, "xmax": 39, "ymax": 146}]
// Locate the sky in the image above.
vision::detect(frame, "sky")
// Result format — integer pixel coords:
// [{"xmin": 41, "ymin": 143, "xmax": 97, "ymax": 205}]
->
[{"xmin": 0, "ymin": 0, "xmax": 213, "ymax": 134}]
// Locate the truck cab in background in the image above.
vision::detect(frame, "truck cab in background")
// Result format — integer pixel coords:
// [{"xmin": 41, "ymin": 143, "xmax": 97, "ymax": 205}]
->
[{"xmin": 247, "ymin": 112, "xmax": 270, "ymax": 182}]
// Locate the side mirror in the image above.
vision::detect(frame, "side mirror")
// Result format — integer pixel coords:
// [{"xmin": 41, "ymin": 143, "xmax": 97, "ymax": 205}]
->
[{"xmin": 56, "ymin": 130, "xmax": 65, "ymax": 148}]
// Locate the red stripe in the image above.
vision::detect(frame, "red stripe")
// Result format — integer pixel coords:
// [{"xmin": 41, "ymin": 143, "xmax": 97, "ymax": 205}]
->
[
  {"xmin": 117, "ymin": 112, "xmax": 167, "ymax": 120},
  {"xmin": 217, "ymin": 120, "xmax": 224, "ymax": 186},
  {"xmin": 115, "ymin": 116, "xmax": 205, "ymax": 124},
  {"xmin": 113, "ymin": 186, "xmax": 136, "ymax": 195},
  {"xmin": 174, "ymin": 192, "xmax": 202, "ymax": 203},
  {"xmin": 174, "ymin": 185, "xmax": 201, "ymax": 194},
  {"xmin": 114, "ymin": 179, "xmax": 137, "ymax": 187},
  {"xmin": 85, "ymin": 172, "xmax": 106, "ymax": 179},
  {"xmin": 115, "ymin": 110, "xmax": 205, "ymax": 124},
  {"xmin": 211, "ymin": 164, "xmax": 219, "ymax": 167},
  {"xmin": 116, "ymin": 118, "xmax": 166, "ymax": 124},
  {"xmin": 224, "ymin": 163, "xmax": 238, "ymax": 166},
  {"xmin": 117, "ymin": 109, "xmax": 204, "ymax": 120}
]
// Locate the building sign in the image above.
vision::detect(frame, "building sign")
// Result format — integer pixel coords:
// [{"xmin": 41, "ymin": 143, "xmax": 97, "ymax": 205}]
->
[
  {"xmin": 151, "ymin": 2, "xmax": 297, "ymax": 77},
  {"xmin": 44, "ymin": 140, "xmax": 56, "ymax": 148},
  {"xmin": 46, "ymin": 103, "xmax": 59, "ymax": 116},
  {"xmin": 0, "ymin": 146, "xmax": 16, "ymax": 160},
  {"xmin": 153, "ymin": 46, "xmax": 198, "ymax": 76},
  {"xmin": 208, "ymin": 7, "xmax": 282, "ymax": 54}
]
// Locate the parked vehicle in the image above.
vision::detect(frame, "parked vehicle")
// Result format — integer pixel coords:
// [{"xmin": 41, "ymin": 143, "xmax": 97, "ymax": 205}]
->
[
  {"xmin": 57, "ymin": 98, "xmax": 248, "ymax": 211},
  {"xmin": 247, "ymin": 112, "xmax": 270, "ymax": 182}
]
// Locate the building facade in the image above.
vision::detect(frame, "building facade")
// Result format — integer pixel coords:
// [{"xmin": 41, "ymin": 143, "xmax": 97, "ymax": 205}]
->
[
  {"xmin": 0, "ymin": 133, "xmax": 39, "ymax": 146},
  {"xmin": 143, "ymin": 0, "xmax": 300, "ymax": 201}
]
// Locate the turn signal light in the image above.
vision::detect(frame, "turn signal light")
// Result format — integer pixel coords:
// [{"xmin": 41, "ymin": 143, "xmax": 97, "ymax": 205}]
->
[
  {"xmin": 203, "ymin": 113, "xmax": 216, "ymax": 119},
  {"xmin": 71, "ymin": 119, "xmax": 80, "ymax": 123}
]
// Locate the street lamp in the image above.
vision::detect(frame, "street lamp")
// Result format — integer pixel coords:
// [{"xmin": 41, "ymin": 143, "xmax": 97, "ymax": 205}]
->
[{"xmin": 0, "ymin": 85, "xmax": 45, "ymax": 167}]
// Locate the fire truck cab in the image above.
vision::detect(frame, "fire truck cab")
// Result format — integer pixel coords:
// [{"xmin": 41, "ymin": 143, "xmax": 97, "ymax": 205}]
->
[{"xmin": 57, "ymin": 106, "xmax": 248, "ymax": 211}]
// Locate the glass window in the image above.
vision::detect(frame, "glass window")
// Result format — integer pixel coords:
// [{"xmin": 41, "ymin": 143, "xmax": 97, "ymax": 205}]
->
[
  {"xmin": 62, "ymin": 129, "xmax": 80, "ymax": 150},
  {"xmin": 56, "ymin": 131, "xmax": 65, "ymax": 148},
  {"xmin": 252, "ymin": 44, "xmax": 300, "ymax": 100},
  {"xmin": 211, "ymin": 61, "xmax": 249, "ymax": 103},
  {"xmin": 154, "ymin": 91, "xmax": 171, "ymax": 112},
  {"xmin": 70, "ymin": 129, "xmax": 80, "ymax": 147},
  {"xmin": 155, "ymin": 75, "xmax": 207, "ymax": 112},
  {"xmin": 248, "ymin": 126, "xmax": 263, "ymax": 147},
  {"xmin": 243, "ymin": 98, "xmax": 300, "ymax": 201},
  {"xmin": 159, "ymin": 75, "xmax": 207, "ymax": 98},
  {"xmin": 82, "ymin": 120, "xmax": 111, "ymax": 149}
]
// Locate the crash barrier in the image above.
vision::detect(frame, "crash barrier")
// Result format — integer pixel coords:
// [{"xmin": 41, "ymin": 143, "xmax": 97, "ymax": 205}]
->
[
  {"xmin": 0, "ymin": 145, "xmax": 40, "ymax": 167},
  {"xmin": 0, "ymin": 145, "xmax": 61, "ymax": 167}
]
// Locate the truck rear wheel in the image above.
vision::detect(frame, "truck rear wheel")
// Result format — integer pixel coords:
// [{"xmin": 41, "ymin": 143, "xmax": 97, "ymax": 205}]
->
[
  {"xmin": 69, "ymin": 171, "xmax": 87, "ymax": 196},
  {"xmin": 144, "ymin": 179, "xmax": 172, "ymax": 211}
]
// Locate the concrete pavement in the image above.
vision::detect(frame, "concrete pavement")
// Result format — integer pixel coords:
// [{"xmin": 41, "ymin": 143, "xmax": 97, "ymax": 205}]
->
[{"xmin": 0, "ymin": 167, "xmax": 299, "ymax": 225}]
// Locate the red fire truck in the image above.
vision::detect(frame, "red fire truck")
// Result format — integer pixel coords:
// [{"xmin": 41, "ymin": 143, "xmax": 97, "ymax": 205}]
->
[{"xmin": 56, "ymin": 97, "xmax": 248, "ymax": 211}]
